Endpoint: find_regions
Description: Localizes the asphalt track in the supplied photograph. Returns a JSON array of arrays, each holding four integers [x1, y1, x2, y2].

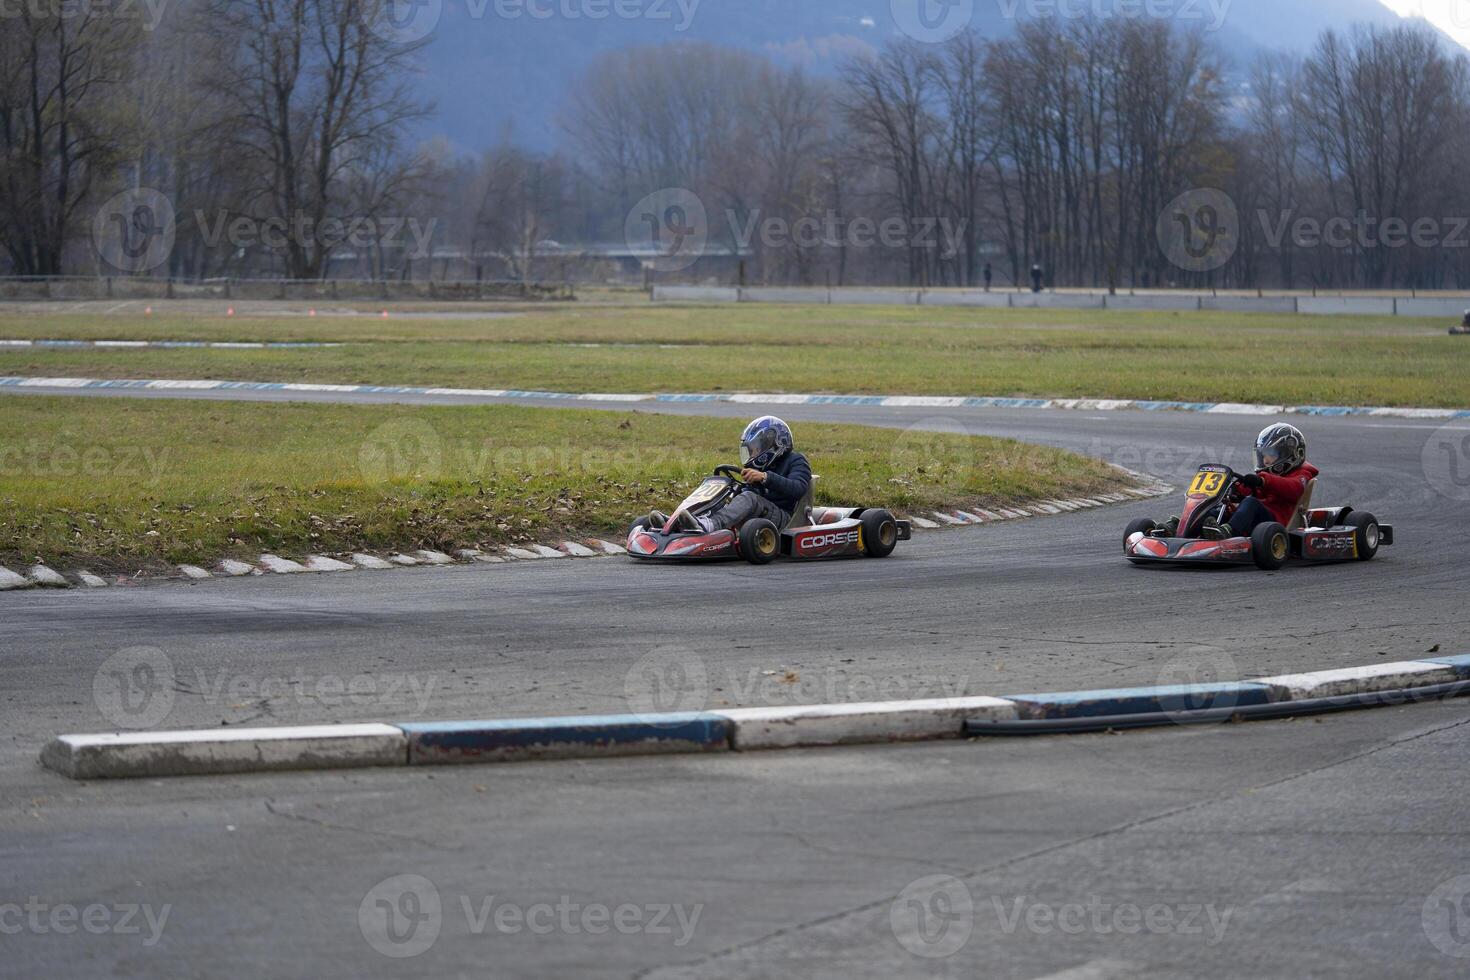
[[3, 385, 1469, 978]]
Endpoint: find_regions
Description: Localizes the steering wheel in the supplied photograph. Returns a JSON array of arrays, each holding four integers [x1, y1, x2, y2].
[[713, 465, 745, 479]]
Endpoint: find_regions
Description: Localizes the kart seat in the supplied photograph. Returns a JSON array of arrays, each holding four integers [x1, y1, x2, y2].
[[1288, 479, 1317, 530], [784, 477, 816, 530]]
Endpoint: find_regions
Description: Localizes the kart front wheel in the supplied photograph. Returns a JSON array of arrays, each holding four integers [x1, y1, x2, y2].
[[860, 509, 899, 558], [1124, 517, 1157, 551], [1348, 511, 1380, 561], [1251, 521, 1289, 570], [739, 519, 779, 565]]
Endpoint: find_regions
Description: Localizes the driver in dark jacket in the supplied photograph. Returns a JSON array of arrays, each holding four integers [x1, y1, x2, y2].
[[699, 417, 811, 532]]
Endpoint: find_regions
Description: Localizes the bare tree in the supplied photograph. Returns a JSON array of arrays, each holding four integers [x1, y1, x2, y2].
[[206, 0, 431, 279], [0, 5, 140, 275]]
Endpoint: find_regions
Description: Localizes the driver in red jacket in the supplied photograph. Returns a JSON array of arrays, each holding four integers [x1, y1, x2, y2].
[[1217, 423, 1318, 537]]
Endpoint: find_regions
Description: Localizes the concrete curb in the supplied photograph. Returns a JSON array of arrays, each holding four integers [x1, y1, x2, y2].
[[3, 375, 1468, 420], [40, 724, 407, 779], [39, 655, 1470, 779]]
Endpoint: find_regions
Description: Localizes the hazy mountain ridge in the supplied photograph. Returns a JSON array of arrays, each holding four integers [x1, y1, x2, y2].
[[410, 0, 1447, 152]]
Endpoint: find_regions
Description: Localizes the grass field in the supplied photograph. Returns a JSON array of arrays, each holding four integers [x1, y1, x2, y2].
[[0, 396, 1121, 571], [0, 304, 1465, 407]]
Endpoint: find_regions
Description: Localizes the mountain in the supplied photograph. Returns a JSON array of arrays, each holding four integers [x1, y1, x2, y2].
[[402, 0, 1446, 153]]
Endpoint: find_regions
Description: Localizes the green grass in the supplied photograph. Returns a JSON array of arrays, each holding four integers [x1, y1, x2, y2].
[[0, 396, 1121, 571], [0, 305, 1465, 407]]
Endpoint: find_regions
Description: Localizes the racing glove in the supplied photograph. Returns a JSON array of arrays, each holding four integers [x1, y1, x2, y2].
[[1238, 472, 1265, 489]]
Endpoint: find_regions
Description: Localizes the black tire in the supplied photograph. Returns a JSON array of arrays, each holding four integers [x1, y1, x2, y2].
[[860, 509, 900, 558], [1124, 517, 1157, 551], [738, 519, 779, 565], [629, 517, 650, 537], [1348, 511, 1381, 561], [1251, 521, 1289, 570]]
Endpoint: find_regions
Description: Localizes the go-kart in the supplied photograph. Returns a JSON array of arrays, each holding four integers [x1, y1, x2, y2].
[[1123, 463, 1392, 570], [627, 465, 912, 564]]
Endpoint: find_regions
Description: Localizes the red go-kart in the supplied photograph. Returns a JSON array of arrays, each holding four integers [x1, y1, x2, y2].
[[627, 465, 911, 564], [1124, 464, 1391, 569]]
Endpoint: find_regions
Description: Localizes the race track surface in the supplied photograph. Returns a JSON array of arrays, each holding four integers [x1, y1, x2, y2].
[[3, 388, 1468, 978]]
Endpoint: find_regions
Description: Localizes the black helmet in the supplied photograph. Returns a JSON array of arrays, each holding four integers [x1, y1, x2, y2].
[[1255, 423, 1305, 475], [740, 416, 793, 470]]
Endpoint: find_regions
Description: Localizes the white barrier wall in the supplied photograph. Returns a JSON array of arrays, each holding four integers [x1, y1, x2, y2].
[[1201, 296, 1298, 314], [1104, 294, 1202, 311], [829, 289, 920, 305], [651, 286, 739, 303], [1011, 292, 1106, 309], [920, 290, 1012, 307], [1297, 297, 1396, 316], [649, 284, 1468, 319], [739, 287, 830, 303], [1395, 297, 1470, 319]]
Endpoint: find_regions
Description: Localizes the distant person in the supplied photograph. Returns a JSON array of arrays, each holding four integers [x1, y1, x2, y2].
[[983, 262, 993, 292], [1454, 310, 1470, 335], [1030, 264, 1043, 293]]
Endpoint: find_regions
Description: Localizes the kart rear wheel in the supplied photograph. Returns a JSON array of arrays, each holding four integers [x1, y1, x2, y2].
[[738, 519, 779, 565], [1251, 521, 1289, 570], [1124, 517, 1157, 551], [860, 509, 899, 558], [1348, 511, 1380, 561]]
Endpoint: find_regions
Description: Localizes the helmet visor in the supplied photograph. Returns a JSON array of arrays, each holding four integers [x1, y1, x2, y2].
[[1255, 444, 1283, 472], [741, 429, 780, 469]]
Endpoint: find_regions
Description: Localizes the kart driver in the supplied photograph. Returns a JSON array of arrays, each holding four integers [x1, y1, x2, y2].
[[653, 417, 812, 533], [1217, 423, 1319, 538]]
